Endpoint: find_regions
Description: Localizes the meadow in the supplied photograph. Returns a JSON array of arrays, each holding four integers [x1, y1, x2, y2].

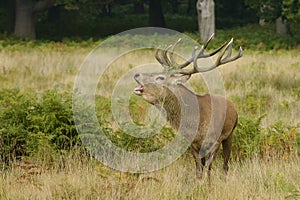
[[0, 27, 299, 199]]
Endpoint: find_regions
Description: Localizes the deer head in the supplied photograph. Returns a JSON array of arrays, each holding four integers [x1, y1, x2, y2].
[[133, 34, 243, 104]]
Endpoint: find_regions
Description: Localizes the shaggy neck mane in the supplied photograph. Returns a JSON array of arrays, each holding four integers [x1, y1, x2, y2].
[[159, 84, 196, 130]]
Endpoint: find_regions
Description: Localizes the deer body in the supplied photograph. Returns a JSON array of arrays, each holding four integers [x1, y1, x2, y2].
[[133, 34, 242, 179], [134, 73, 238, 178]]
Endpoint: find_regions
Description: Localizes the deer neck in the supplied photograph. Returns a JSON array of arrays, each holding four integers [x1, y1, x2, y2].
[[159, 84, 195, 130]]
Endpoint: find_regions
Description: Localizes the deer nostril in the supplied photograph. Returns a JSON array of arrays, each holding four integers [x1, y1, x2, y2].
[[134, 73, 140, 79]]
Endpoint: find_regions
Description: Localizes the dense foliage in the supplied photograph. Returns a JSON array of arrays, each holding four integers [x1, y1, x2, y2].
[[0, 24, 299, 51], [0, 89, 78, 164], [245, 0, 300, 23]]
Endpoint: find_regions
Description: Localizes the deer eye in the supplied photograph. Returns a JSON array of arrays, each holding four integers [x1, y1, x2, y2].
[[156, 75, 165, 81]]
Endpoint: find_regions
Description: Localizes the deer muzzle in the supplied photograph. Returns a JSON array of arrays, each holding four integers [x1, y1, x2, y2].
[[134, 73, 144, 95], [134, 85, 144, 95]]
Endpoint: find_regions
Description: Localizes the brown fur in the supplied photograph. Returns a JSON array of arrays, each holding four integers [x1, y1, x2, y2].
[[134, 73, 238, 179]]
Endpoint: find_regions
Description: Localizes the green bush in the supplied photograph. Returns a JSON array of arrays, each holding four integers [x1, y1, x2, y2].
[[232, 115, 299, 160], [93, 95, 176, 153], [0, 89, 78, 165], [232, 115, 264, 160], [261, 121, 300, 159]]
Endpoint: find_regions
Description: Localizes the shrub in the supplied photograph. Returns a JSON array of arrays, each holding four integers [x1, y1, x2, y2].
[[232, 115, 299, 160], [261, 121, 299, 159], [232, 115, 265, 160], [0, 89, 78, 165]]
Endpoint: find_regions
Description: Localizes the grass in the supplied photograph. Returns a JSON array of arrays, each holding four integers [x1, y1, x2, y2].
[[1, 155, 299, 199], [219, 50, 300, 127], [0, 30, 299, 199], [3, 49, 298, 127], [0, 46, 87, 92], [2, 45, 297, 126]]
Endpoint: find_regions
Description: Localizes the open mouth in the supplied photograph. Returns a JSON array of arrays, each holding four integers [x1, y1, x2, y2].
[[134, 85, 144, 95]]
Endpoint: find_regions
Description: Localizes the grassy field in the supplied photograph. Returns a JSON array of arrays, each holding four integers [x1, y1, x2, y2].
[[1, 46, 299, 127], [1, 155, 299, 199], [0, 34, 299, 199]]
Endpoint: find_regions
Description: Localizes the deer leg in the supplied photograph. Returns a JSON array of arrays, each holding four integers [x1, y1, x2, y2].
[[205, 142, 220, 179], [191, 148, 204, 179], [201, 157, 206, 168], [205, 142, 220, 167], [222, 135, 232, 174]]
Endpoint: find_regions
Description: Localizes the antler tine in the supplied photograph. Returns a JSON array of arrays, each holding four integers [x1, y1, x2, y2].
[[169, 38, 182, 67], [219, 39, 243, 64], [171, 46, 198, 75], [173, 34, 226, 74], [159, 36, 211, 70], [202, 42, 228, 57], [196, 34, 227, 59], [155, 44, 176, 70], [168, 38, 199, 69], [223, 38, 233, 60], [193, 38, 243, 73], [155, 47, 168, 66], [162, 44, 173, 67], [215, 38, 243, 65], [203, 33, 214, 49], [177, 46, 198, 69]]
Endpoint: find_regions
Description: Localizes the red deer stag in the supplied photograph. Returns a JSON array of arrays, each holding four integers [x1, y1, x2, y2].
[[133, 34, 242, 179]]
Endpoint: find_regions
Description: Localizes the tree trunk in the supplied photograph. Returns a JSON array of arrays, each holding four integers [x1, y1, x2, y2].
[[133, 0, 145, 14], [170, 0, 179, 13], [47, 5, 61, 24], [14, 0, 54, 39], [148, 0, 166, 27], [3, 0, 15, 33], [186, 0, 194, 15], [196, 0, 215, 42], [14, 0, 36, 38], [276, 16, 289, 35]]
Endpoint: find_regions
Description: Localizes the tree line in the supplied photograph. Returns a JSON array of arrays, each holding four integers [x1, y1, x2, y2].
[[0, 0, 299, 40]]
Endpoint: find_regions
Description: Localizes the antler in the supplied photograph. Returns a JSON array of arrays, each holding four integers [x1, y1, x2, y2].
[[155, 33, 243, 75]]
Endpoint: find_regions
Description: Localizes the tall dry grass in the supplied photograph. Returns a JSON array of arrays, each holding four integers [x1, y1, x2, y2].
[[220, 51, 300, 127], [0, 47, 87, 91], [1, 48, 298, 126], [1, 154, 299, 199]]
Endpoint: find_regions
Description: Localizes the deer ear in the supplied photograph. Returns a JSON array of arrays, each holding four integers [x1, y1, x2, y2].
[[173, 74, 191, 84]]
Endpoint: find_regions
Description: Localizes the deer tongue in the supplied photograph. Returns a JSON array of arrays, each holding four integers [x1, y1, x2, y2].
[[134, 85, 144, 94]]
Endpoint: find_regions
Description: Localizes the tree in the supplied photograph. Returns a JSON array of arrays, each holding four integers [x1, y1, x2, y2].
[[214, 0, 257, 28], [14, 0, 55, 38], [245, 0, 299, 35], [282, 0, 300, 23], [0, 0, 15, 33], [133, 0, 145, 14], [196, 0, 215, 42], [168, 0, 179, 13], [13, 0, 113, 39], [148, 0, 166, 27]]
